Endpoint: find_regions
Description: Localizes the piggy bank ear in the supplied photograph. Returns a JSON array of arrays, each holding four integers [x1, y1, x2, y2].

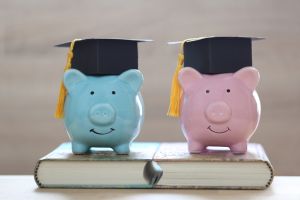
[[64, 69, 87, 92], [118, 69, 144, 94], [233, 67, 260, 91], [178, 67, 203, 93]]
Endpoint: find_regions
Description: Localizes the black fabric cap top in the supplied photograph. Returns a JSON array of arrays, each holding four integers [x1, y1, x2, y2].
[[180, 37, 262, 74], [56, 38, 151, 76]]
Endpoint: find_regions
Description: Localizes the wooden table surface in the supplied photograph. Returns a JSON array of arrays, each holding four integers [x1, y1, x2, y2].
[[0, 176, 299, 200]]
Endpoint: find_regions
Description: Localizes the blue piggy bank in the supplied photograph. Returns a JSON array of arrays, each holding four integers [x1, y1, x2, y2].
[[63, 69, 144, 154]]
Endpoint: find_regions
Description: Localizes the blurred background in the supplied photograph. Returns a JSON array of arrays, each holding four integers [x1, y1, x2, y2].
[[0, 0, 299, 175]]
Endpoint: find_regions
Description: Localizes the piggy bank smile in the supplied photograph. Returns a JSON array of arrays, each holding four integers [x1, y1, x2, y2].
[[207, 125, 230, 134], [90, 128, 115, 135]]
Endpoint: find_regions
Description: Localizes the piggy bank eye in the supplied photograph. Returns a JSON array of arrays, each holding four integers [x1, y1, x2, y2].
[[90, 91, 95, 95], [112, 91, 116, 95], [226, 89, 231, 93], [206, 89, 210, 94]]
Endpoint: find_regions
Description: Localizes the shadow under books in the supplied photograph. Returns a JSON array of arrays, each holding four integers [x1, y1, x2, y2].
[[33, 187, 269, 199]]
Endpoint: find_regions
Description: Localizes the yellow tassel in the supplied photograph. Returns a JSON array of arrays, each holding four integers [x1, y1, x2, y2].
[[167, 42, 185, 117], [54, 39, 80, 118]]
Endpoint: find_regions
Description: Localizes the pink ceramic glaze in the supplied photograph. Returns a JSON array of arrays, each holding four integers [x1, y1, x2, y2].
[[178, 67, 261, 154]]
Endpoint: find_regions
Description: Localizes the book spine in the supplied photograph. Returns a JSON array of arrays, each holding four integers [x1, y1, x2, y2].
[[33, 160, 42, 188], [256, 144, 274, 188], [263, 160, 274, 188]]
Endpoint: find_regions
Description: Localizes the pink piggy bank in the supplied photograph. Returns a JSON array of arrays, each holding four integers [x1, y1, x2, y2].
[[178, 67, 260, 154]]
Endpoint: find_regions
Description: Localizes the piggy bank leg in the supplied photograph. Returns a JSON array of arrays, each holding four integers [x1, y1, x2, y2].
[[187, 141, 207, 153], [72, 141, 90, 154], [113, 143, 130, 155], [230, 141, 247, 154]]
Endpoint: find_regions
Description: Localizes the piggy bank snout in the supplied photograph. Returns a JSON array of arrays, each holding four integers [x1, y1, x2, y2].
[[89, 104, 116, 125], [205, 101, 231, 123]]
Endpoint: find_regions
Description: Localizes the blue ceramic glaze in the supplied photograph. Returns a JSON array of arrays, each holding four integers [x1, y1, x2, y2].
[[63, 69, 144, 155]]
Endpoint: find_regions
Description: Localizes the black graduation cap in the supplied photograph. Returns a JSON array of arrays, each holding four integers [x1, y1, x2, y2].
[[56, 38, 152, 76], [167, 36, 264, 117], [169, 36, 263, 74]]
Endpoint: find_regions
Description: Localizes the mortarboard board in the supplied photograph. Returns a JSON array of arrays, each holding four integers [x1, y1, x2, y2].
[[54, 38, 152, 118], [55, 38, 152, 76], [167, 36, 263, 117]]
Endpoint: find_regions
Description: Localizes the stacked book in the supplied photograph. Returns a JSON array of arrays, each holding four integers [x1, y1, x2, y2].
[[34, 142, 273, 189]]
